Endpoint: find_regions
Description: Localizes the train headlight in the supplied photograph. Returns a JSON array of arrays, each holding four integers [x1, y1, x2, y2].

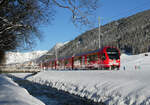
[[109, 60, 119, 65], [109, 62, 113, 65]]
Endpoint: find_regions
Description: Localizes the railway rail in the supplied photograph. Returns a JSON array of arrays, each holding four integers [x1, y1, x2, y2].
[[0, 66, 41, 73]]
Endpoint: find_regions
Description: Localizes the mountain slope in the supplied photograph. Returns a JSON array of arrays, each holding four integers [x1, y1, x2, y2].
[[39, 9, 150, 62], [59, 10, 150, 55]]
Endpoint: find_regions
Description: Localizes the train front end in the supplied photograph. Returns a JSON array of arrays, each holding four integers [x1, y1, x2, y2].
[[105, 47, 120, 70]]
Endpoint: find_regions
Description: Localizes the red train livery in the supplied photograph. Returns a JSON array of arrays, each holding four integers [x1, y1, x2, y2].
[[40, 46, 120, 70]]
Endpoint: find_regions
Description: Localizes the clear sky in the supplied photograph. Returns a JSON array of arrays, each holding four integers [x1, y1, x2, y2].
[[32, 0, 150, 51]]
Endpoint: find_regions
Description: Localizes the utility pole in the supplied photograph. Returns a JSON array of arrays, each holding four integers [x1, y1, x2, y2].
[[55, 46, 58, 69], [55, 46, 58, 61], [98, 17, 101, 49]]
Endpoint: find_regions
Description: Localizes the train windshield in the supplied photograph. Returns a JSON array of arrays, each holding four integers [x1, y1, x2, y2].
[[106, 48, 120, 59]]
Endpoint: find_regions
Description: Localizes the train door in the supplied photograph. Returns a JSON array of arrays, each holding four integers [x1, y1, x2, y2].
[[82, 56, 86, 69], [64, 59, 67, 69], [97, 52, 101, 69], [100, 53, 107, 69], [86, 53, 99, 69], [74, 56, 82, 69], [55, 60, 57, 70], [64, 58, 72, 70]]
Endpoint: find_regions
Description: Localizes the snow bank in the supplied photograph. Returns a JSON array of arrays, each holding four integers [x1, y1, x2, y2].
[[25, 70, 150, 105], [0, 75, 45, 105]]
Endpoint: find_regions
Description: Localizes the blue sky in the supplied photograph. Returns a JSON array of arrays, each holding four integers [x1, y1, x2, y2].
[[32, 0, 150, 51]]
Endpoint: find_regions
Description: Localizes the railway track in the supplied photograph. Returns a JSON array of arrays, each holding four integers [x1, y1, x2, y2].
[[0, 66, 41, 73]]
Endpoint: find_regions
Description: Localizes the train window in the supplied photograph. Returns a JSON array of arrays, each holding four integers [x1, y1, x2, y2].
[[78, 56, 82, 64], [106, 48, 119, 59], [74, 56, 82, 65], [74, 56, 82, 63], [57, 61, 60, 66], [87, 53, 98, 62], [82, 56, 85, 64], [64, 59, 69, 65], [58, 60, 63, 66], [52, 61, 54, 65], [91, 54, 98, 61], [102, 53, 106, 60]]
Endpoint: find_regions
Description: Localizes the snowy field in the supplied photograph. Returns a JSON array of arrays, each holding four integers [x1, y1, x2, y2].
[[1, 52, 150, 105]]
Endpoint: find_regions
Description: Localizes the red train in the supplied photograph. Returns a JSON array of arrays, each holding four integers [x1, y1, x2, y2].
[[40, 46, 120, 70]]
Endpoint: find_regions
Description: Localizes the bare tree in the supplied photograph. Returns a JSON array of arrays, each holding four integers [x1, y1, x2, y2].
[[0, 0, 54, 51], [51, 0, 98, 26], [0, 0, 99, 64]]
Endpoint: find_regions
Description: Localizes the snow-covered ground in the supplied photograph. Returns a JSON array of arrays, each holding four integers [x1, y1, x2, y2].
[[2, 52, 150, 105], [0, 74, 45, 105]]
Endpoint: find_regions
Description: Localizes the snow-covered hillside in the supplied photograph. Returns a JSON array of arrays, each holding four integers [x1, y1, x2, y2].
[[5, 51, 47, 64], [5, 42, 68, 65], [11, 52, 150, 105], [48, 42, 69, 53]]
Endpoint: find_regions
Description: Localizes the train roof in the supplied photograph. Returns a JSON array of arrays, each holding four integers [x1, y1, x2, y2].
[[75, 46, 119, 56], [75, 49, 100, 57], [49, 46, 119, 61]]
